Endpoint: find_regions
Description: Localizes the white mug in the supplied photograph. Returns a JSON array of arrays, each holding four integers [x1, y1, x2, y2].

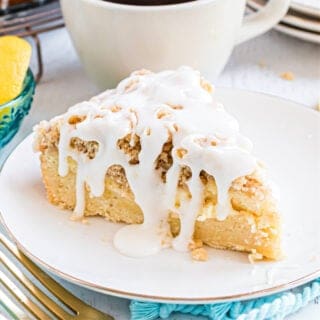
[[61, 0, 290, 89]]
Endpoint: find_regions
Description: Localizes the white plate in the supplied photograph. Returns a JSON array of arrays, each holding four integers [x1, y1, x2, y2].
[[247, 0, 320, 33], [247, 0, 320, 19], [247, 2, 320, 44], [291, 4, 320, 18], [291, 0, 320, 18], [1, 89, 320, 303], [274, 23, 320, 44]]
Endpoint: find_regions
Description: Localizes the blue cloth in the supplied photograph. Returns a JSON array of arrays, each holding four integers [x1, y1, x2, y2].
[[130, 278, 320, 320]]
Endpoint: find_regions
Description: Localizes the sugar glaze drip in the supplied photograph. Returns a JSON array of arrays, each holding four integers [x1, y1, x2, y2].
[[54, 67, 257, 257]]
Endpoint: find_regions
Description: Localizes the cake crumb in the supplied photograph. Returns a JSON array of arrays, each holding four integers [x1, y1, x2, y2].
[[111, 105, 122, 113], [248, 250, 263, 264], [68, 115, 86, 125], [161, 233, 172, 248], [316, 101, 320, 111], [200, 78, 213, 93], [280, 72, 295, 81], [176, 148, 188, 159], [144, 127, 151, 136], [188, 239, 203, 250], [132, 69, 151, 76], [168, 103, 184, 110], [191, 247, 208, 262], [125, 79, 139, 92], [156, 109, 172, 119], [173, 123, 179, 132]]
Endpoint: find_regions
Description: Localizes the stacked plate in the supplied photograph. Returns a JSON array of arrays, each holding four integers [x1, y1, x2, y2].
[[247, 0, 320, 44]]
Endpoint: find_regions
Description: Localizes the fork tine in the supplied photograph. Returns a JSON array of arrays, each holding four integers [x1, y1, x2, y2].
[[0, 314, 16, 320], [0, 288, 25, 320], [0, 270, 50, 320], [0, 233, 81, 311], [0, 233, 114, 320], [0, 250, 72, 320]]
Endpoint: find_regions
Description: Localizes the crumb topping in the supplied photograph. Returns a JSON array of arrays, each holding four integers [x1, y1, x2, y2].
[[191, 247, 208, 262], [117, 134, 141, 165], [70, 137, 99, 160]]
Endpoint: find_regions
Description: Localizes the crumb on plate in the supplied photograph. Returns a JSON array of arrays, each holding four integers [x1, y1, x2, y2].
[[248, 249, 264, 264], [280, 72, 295, 81], [191, 247, 208, 262], [189, 239, 203, 250]]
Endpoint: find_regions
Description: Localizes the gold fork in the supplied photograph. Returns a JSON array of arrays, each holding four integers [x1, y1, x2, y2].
[[0, 232, 114, 320]]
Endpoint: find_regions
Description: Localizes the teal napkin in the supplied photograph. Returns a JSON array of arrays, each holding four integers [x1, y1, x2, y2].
[[130, 278, 320, 320]]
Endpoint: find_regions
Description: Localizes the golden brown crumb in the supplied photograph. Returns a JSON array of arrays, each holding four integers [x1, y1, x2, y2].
[[167, 103, 184, 110], [280, 72, 295, 81], [191, 247, 208, 261], [111, 105, 122, 113], [176, 148, 188, 159], [157, 109, 172, 119], [173, 123, 179, 132], [70, 137, 99, 159], [200, 78, 213, 93], [68, 115, 86, 125], [144, 127, 151, 136], [125, 79, 139, 92], [195, 137, 209, 147], [133, 69, 151, 76], [155, 138, 173, 182], [248, 250, 263, 263], [188, 239, 203, 250], [316, 101, 320, 111], [178, 166, 192, 186], [231, 174, 265, 199], [117, 134, 141, 165], [34, 122, 61, 151]]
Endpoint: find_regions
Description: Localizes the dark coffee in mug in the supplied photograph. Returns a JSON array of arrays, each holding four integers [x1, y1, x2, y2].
[[103, 0, 194, 5]]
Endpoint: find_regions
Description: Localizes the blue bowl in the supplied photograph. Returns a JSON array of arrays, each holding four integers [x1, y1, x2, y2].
[[0, 69, 36, 149]]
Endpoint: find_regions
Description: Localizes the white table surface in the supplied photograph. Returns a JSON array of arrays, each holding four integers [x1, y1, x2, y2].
[[1, 27, 320, 319]]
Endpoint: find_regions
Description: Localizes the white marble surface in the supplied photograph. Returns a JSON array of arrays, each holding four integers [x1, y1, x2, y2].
[[0, 27, 320, 319]]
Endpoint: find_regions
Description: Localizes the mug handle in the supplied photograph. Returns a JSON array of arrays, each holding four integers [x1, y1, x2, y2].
[[236, 0, 291, 45]]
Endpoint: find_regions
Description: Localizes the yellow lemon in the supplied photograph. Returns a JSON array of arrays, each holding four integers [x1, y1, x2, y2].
[[0, 36, 32, 105]]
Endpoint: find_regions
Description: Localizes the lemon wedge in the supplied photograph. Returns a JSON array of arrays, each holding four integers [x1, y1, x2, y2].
[[0, 36, 32, 105]]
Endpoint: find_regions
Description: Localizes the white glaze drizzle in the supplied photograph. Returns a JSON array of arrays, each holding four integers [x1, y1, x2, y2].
[[48, 67, 257, 257]]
